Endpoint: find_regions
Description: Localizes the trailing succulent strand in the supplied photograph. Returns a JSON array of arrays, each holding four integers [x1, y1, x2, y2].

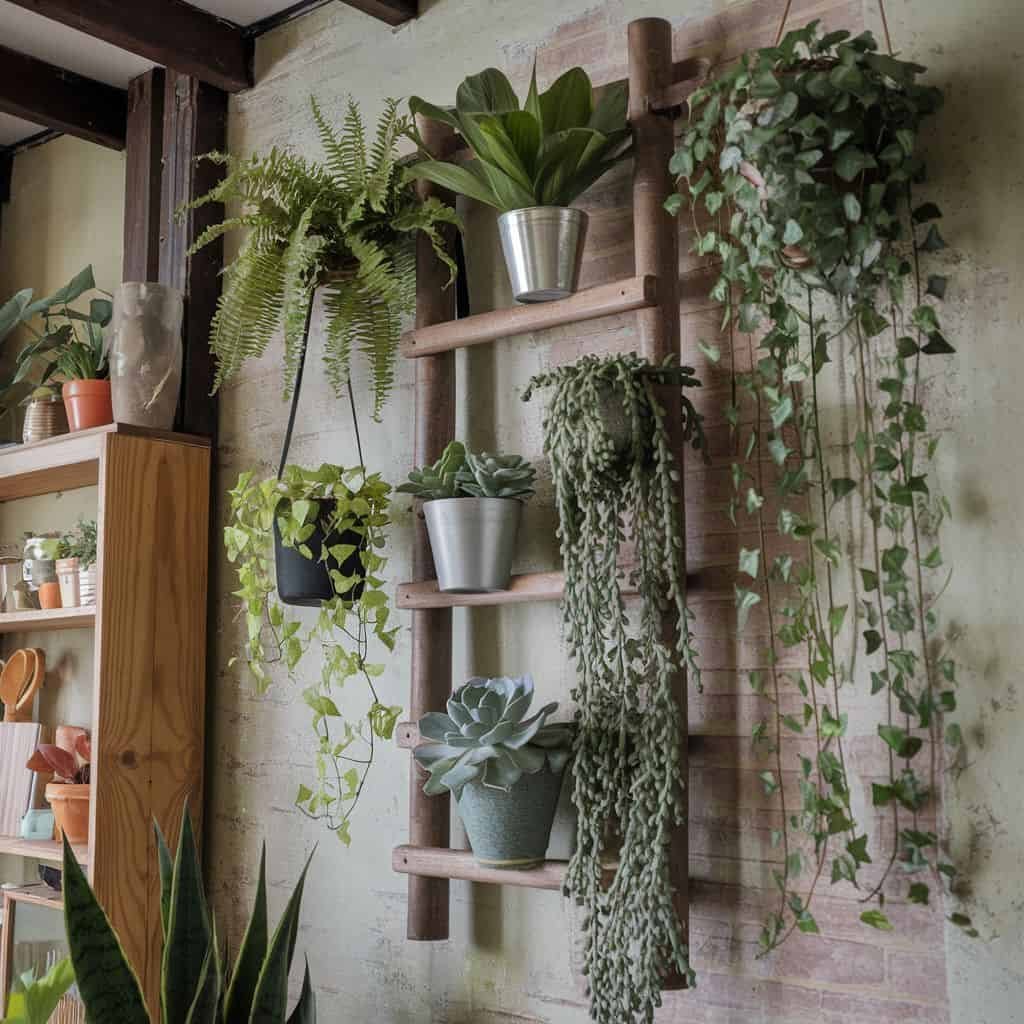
[[523, 352, 705, 1023], [185, 96, 459, 420], [668, 20, 970, 950], [415, 675, 573, 796]]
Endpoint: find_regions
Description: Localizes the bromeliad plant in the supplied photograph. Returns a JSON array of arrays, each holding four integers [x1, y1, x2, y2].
[[407, 64, 632, 211], [415, 675, 573, 796], [186, 97, 459, 419], [225, 463, 400, 844], [523, 352, 706, 1023], [668, 20, 970, 951], [61, 805, 316, 1023]]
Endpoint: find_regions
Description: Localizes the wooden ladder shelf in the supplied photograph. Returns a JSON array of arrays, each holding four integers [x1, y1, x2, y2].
[[399, 16, 696, 985]]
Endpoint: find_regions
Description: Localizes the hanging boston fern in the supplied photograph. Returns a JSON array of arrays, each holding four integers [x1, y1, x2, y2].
[[668, 20, 972, 950], [185, 97, 459, 419], [523, 353, 705, 1023]]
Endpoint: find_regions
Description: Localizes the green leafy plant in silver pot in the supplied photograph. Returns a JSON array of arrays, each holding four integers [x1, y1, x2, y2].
[[415, 675, 573, 869], [398, 440, 536, 593], [61, 804, 316, 1022], [408, 65, 632, 302]]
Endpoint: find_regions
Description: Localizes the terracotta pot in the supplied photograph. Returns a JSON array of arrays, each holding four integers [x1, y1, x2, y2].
[[62, 379, 113, 432], [46, 782, 90, 844], [38, 581, 62, 610]]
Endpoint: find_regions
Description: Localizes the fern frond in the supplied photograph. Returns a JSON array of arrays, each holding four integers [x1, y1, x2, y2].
[[280, 205, 328, 397], [391, 196, 461, 285], [322, 279, 359, 395], [365, 99, 407, 213]]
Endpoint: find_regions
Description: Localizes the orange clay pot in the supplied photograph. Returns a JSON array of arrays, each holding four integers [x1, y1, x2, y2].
[[63, 379, 113, 432], [46, 782, 90, 844], [38, 581, 62, 609]]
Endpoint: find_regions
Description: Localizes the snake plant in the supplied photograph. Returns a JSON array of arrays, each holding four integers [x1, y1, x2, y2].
[[61, 805, 316, 1023], [397, 441, 536, 501], [415, 675, 573, 796]]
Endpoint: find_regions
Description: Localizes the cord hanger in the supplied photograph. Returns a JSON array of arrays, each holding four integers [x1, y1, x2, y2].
[[774, 0, 894, 55]]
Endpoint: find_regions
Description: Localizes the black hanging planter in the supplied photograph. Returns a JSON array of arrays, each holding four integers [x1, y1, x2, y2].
[[273, 502, 367, 607]]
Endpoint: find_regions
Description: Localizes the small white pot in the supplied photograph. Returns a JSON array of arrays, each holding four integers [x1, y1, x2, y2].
[[56, 557, 80, 607], [78, 564, 97, 606]]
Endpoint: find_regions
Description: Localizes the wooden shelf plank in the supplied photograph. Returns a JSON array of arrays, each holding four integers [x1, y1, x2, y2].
[[393, 845, 567, 890], [400, 275, 657, 359], [0, 423, 209, 501], [3, 884, 63, 910], [0, 835, 87, 865], [0, 606, 96, 633]]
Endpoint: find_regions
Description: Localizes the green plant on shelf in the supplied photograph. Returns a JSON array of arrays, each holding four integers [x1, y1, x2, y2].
[[398, 440, 536, 501], [224, 462, 400, 844], [0, 960, 75, 1024], [58, 519, 98, 568], [667, 19, 970, 951], [407, 63, 632, 211], [523, 351, 706, 1022], [185, 96, 460, 420], [61, 804, 317, 1022]]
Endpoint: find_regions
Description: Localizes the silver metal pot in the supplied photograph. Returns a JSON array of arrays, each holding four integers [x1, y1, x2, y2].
[[423, 497, 522, 593], [497, 206, 588, 303]]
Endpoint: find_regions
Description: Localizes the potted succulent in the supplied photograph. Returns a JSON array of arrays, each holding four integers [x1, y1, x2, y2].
[[186, 97, 459, 420], [415, 675, 573, 869], [26, 733, 91, 844], [398, 441, 535, 592], [66, 518, 98, 606], [408, 64, 632, 302]]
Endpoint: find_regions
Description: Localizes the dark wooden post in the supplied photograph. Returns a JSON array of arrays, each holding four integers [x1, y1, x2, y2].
[[158, 69, 227, 440], [628, 16, 690, 988], [406, 115, 456, 941], [123, 68, 165, 283]]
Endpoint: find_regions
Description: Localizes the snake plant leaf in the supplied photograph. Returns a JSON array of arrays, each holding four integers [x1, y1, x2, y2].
[[184, 935, 222, 1024], [223, 844, 269, 1024], [23, 265, 96, 318], [540, 67, 593, 132], [285, 960, 316, 1024], [61, 835, 149, 1024], [456, 68, 519, 115], [0, 288, 32, 345], [162, 807, 213, 1024], [248, 851, 313, 1024], [154, 818, 174, 938]]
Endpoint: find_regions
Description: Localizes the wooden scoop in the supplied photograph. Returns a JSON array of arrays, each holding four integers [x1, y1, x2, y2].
[[0, 647, 45, 722]]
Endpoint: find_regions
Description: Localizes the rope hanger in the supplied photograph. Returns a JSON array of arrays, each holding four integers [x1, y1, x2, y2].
[[774, 0, 895, 54]]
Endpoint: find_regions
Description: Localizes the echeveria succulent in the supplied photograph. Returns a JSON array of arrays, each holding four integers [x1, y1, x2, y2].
[[457, 451, 536, 500], [415, 675, 572, 797], [396, 440, 467, 501]]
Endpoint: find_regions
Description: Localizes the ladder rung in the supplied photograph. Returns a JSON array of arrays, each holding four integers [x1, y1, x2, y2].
[[393, 845, 568, 890]]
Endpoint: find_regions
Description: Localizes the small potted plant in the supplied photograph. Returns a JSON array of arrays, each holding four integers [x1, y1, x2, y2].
[[408, 64, 632, 302], [26, 732, 91, 844], [67, 519, 98, 605], [398, 441, 535, 592], [415, 675, 573, 869]]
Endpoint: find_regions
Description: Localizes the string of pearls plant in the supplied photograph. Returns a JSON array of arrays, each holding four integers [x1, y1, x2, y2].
[[523, 352, 705, 1022]]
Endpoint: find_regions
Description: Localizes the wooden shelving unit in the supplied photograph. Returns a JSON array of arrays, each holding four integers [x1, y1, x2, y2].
[[397, 16, 697, 986], [0, 422, 210, 1017]]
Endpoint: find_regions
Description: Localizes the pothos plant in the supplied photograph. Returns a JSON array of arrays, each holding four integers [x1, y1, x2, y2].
[[668, 21, 972, 951], [225, 462, 401, 844], [523, 353, 705, 1024]]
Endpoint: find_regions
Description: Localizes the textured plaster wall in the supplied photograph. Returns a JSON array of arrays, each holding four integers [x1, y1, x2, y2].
[[209, 1, 1024, 1022]]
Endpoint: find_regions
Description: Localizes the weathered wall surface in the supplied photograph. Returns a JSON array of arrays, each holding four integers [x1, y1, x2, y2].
[[209, 1, 1023, 1022]]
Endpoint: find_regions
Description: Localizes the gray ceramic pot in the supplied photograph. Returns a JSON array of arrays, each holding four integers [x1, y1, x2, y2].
[[497, 206, 588, 302], [423, 497, 521, 593], [457, 768, 565, 869]]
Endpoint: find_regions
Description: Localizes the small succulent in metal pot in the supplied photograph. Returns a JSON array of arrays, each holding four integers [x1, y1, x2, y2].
[[456, 451, 536, 500], [396, 440, 467, 501], [415, 675, 573, 797]]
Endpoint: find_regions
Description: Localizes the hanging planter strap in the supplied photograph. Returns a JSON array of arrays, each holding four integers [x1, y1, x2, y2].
[[278, 291, 365, 480], [775, 0, 894, 53]]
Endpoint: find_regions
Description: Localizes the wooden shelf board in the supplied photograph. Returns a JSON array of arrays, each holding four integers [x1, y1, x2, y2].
[[0, 606, 96, 633], [393, 845, 567, 890], [400, 275, 657, 358], [0, 422, 210, 501], [3, 884, 63, 910], [0, 835, 87, 866]]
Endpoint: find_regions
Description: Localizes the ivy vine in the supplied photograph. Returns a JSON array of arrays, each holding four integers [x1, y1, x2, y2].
[[668, 21, 973, 951], [523, 353, 705, 1022]]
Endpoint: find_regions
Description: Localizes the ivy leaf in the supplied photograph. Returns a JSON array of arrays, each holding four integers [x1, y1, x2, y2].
[[830, 477, 856, 504], [946, 723, 963, 747], [663, 193, 684, 216], [814, 538, 841, 566], [896, 335, 919, 358], [922, 333, 956, 355], [922, 546, 942, 569], [746, 488, 765, 514], [872, 783, 893, 806], [847, 834, 872, 866], [782, 715, 804, 734], [759, 770, 779, 795], [698, 341, 721, 363], [926, 274, 948, 300], [829, 605, 848, 634], [912, 202, 942, 223], [770, 396, 794, 429], [920, 224, 947, 252], [878, 724, 923, 758], [768, 438, 791, 465], [783, 219, 804, 245], [842, 192, 861, 222], [735, 586, 762, 630], [909, 882, 930, 905], [796, 910, 819, 934], [860, 568, 878, 592], [860, 910, 893, 931], [834, 146, 875, 182], [739, 547, 761, 579], [864, 629, 882, 655]]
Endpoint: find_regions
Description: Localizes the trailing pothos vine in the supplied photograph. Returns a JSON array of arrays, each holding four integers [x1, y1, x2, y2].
[[225, 463, 401, 845], [523, 353, 705, 1023], [668, 21, 974, 951]]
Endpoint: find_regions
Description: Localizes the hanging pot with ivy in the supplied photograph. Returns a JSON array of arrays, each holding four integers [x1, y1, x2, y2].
[[667, 16, 972, 951], [523, 352, 705, 1023]]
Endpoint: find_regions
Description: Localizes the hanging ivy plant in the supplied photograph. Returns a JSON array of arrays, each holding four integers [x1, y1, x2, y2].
[[667, 20, 972, 950], [523, 352, 705, 1023], [224, 463, 401, 844]]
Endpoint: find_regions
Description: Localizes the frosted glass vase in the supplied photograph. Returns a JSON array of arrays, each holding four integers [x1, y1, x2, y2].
[[109, 282, 184, 430]]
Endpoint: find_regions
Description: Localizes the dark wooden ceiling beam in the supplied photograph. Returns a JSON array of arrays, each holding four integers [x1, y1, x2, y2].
[[339, 0, 418, 26], [0, 44, 127, 150], [4, 0, 252, 94]]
